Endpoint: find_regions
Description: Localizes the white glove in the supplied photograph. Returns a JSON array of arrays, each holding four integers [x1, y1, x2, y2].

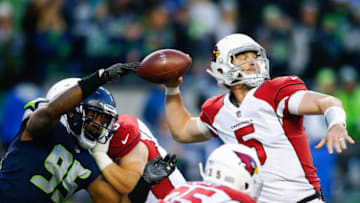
[[92, 141, 113, 170]]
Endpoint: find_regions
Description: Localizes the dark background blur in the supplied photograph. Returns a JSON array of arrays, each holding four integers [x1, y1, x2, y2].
[[0, 0, 359, 202]]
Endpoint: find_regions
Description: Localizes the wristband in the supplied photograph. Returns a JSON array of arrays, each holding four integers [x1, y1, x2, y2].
[[78, 70, 106, 99], [324, 106, 346, 129], [128, 176, 151, 203], [165, 87, 180, 95], [92, 152, 113, 171]]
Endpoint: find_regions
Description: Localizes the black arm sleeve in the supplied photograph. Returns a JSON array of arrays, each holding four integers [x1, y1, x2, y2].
[[128, 177, 152, 203], [78, 71, 105, 99]]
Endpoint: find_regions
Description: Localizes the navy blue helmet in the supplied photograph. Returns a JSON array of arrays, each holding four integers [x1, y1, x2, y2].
[[47, 78, 118, 149]]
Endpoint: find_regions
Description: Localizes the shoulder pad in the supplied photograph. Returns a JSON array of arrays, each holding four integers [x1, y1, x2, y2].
[[108, 114, 141, 159], [200, 94, 226, 125], [22, 98, 49, 121]]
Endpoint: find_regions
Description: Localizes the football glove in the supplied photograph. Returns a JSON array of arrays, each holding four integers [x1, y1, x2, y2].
[[99, 62, 140, 82], [142, 154, 177, 185]]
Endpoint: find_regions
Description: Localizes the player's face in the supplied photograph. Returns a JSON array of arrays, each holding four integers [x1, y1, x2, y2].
[[232, 52, 260, 75], [84, 110, 112, 141]]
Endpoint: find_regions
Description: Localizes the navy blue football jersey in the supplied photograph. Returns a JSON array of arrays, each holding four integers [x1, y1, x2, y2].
[[0, 98, 101, 202]]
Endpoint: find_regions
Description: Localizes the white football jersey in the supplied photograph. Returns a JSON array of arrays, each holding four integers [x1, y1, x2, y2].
[[200, 76, 321, 203], [158, 181, 256, 203]]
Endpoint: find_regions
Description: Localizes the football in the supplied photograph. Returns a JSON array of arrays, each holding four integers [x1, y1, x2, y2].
[[136, 49, 192, 83]]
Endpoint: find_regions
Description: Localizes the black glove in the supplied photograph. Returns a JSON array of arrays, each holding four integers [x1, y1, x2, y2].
[[99, 62, 140, 82], [142, 154, 176, 185]]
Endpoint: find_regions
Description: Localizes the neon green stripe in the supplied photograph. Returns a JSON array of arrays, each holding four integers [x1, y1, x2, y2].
[[24, 98, 49, 110]]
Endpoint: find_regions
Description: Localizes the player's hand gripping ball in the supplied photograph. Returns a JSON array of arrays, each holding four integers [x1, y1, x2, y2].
[[136, 49, 192, 83]]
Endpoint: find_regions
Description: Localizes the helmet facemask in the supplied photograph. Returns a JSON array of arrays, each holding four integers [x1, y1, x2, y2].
[[82, 104, 117, 144], [66, 103, 117, 150]]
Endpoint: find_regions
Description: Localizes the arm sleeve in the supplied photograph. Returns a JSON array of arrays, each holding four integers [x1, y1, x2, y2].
[[128, 177, 151, 203], [288, 90, 306, 115]]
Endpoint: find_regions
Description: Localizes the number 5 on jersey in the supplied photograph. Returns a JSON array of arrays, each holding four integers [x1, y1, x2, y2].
[[235, 124, 267, 165]]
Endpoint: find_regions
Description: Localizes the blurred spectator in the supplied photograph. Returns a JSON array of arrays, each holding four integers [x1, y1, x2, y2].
[[290, 0, 320, 78], [334, 65, 360, 201], [187, 0, 220, 60], [215, 0, 238, 41], [344, 1, 360, 68], [80, 0, 143, 74], [22, 0, 48, 84], [172, 4, 192, 53], [336, 65, 360, 141], [34, 0, 71, 82], [255, 4, 292, 77], [0, 83, 44, 150], [0, 1, 24, 90], [143, 4, 175, 55], [304, 67, 337, 202], [311, 0, 350, 74]]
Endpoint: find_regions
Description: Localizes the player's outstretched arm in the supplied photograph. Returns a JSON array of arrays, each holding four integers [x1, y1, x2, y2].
[[289, 90, 355, 154], [164, 77, 211, 143], [23, 62, 139, 140]]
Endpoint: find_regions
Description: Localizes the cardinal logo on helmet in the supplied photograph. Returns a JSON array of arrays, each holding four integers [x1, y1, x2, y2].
[[235, 151, 258, 175], [211, 46, 220, 62]]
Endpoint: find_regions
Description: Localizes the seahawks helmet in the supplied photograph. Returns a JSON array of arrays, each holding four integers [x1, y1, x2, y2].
[[46, 78, 118, 150], [207, 33, 270, 88], [199, 144, 262, 199]]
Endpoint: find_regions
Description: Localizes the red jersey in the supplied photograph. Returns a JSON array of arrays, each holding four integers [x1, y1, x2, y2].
[[157, 181, 256, 203], [108, 114, 186, 202]]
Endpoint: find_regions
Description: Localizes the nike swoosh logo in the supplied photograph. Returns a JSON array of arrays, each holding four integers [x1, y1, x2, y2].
[[121, 133, 130, 144], [290, 76, 298, 80]]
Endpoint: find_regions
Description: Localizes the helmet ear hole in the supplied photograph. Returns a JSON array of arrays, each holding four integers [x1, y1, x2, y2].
[[217, 69, 223, 74], [245, 182, 249, 190]]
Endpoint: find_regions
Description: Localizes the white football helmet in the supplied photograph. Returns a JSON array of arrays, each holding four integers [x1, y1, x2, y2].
[[46, 78, 117, 150], [199, 144, 262, 199], [207, 33, 270, 88]]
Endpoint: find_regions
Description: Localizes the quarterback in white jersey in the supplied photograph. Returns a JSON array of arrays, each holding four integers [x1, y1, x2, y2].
[[163, 33, 354, 203]]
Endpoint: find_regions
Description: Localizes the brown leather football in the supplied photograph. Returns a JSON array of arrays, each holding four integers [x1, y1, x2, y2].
[[136, 49, 192, 83]]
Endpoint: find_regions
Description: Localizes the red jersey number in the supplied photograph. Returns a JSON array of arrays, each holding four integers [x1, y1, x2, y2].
[[165, 186, 216, 203], [235, 124, 267, 165]]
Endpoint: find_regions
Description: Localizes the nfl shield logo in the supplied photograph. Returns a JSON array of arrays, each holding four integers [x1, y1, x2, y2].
[[236, 111, 241, 117]]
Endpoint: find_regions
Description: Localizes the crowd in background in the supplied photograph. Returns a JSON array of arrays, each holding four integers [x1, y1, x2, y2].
[[0, 0, 360, 202]]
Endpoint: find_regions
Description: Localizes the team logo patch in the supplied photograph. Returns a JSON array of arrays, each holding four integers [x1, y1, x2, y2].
[[234, 151, 258, 175], [211, 46, 220, 62]]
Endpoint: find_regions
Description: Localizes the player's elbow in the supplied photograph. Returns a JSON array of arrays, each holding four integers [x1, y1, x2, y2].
[[171, 132, 190, 143], [319, 95, 343, 112], [170, 129, 205, 143]]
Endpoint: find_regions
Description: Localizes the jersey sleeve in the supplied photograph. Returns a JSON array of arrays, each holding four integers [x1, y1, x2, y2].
[[108, 114, 141, 160], [199, 94, 226, 138], [254, 76, 307, 116]]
